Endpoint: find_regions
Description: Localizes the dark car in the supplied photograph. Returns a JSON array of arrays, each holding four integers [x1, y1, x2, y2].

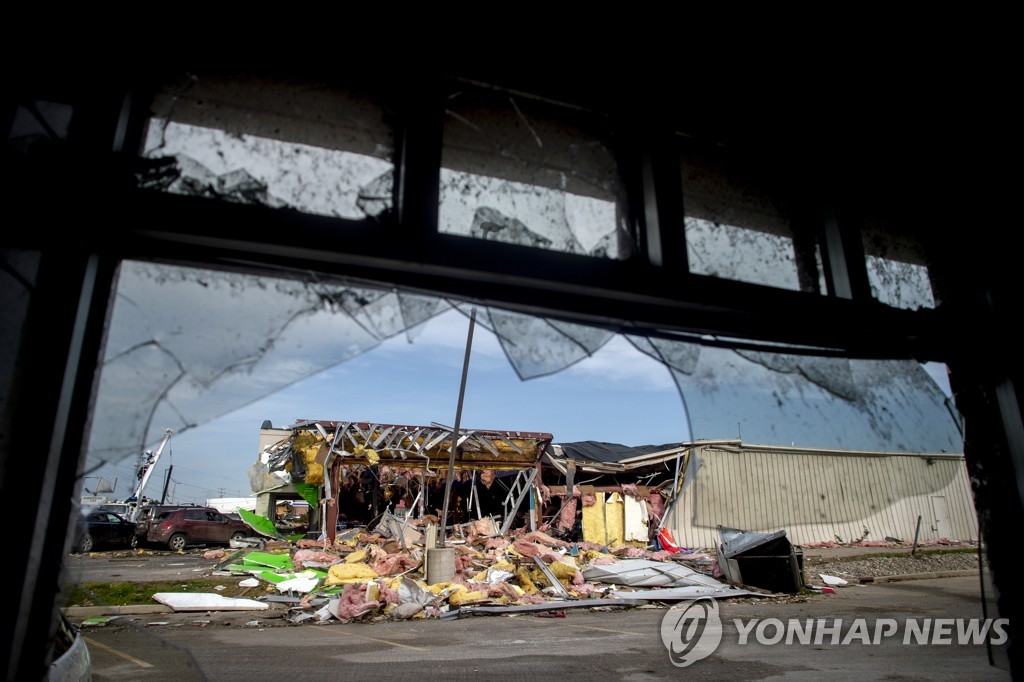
[[146, 507, 252, 550], [73, 511, 135, 553]]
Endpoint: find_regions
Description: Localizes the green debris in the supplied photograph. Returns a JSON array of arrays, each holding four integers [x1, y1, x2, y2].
[[241, 551, 294, 571], [257, 570, 288, 584], [238, 509, 286, 540], [294, 482, 319, 507]]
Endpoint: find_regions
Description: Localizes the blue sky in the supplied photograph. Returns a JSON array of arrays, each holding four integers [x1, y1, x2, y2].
[[85, 303, 956, 507], [87, 309, 690, 505]]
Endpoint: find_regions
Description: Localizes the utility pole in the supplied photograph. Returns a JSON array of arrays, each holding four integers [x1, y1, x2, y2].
[[160, 466, 173, 505]]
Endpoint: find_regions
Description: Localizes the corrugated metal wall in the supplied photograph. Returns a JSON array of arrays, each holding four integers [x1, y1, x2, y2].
[[668, 443, 979, 549]]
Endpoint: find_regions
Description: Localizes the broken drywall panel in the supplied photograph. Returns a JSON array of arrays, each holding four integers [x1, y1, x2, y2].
[[152, 593, 269, 611]]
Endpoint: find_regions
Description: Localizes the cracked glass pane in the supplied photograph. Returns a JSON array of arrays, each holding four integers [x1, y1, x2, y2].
[[85, 262, 448, 471], [866, 255, 936, 310], [440, 85, 633, 259], [137, 74, 394, 220], [681, 140, 821, 293], [861, 217, 936, 310], [649, 337, 961, 453], [86, 260, 960, 476], [477, 307, 615, 380]]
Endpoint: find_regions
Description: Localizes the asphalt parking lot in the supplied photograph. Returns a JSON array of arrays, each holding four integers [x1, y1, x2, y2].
[[66, 549, 1010, 681]]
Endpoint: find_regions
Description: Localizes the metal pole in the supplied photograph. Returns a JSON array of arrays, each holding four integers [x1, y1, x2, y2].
[[439, 308, 477, 545], [159, 465, 173, 505], [912, 515, 922, 556]]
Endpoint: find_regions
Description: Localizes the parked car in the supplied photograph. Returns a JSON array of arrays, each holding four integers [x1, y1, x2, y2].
[[146, 507, 252, 550], [72, 511, 135, 552], [132, 504, 195, 548]]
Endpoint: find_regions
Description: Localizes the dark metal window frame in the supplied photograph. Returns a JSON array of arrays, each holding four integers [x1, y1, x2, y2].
[[4, 69, 1019, 678]]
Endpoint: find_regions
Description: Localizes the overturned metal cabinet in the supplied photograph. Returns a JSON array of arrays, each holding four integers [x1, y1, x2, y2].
[[717, 526, 804, 593]]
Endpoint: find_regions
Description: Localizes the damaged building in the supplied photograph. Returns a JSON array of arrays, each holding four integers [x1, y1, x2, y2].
[[542, 439, 978, 551], [250, 420, 554, 543], [250, 423, 978, 553]]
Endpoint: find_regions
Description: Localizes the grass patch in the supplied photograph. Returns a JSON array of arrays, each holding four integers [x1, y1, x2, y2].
[[65, 578, 273, 607]]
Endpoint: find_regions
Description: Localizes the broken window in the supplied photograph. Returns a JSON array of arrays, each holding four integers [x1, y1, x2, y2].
[[85, 257, 961, 484], [629, 333, 961, 454], [136, 73, 395, 220], [861, 217, 936, 310], [680, 138, 822, 293], [439, 84, 633, 259]]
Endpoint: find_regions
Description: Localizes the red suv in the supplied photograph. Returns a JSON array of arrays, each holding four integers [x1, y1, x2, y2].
[[146, 507, 252, 550]]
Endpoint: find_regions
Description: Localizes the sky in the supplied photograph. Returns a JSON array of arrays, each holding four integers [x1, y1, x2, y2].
[[85, 309, 691, 506]]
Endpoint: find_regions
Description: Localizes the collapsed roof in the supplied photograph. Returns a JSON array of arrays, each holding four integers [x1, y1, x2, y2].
[[253, 420, 553, 492]]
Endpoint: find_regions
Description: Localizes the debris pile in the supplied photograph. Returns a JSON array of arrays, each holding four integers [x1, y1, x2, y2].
[[152, 524, 757, 623]]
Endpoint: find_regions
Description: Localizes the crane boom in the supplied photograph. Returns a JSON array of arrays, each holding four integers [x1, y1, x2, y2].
[[128, 429, 173, 521]]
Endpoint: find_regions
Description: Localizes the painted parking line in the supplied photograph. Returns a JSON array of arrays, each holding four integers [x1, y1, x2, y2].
[[321, 628, 428, 651], [83, 636, 155, 668], [561, 624, 644, 637]]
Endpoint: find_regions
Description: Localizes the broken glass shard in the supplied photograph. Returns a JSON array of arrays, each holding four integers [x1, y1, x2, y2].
[[440, 86, 632, 259], [680, 140, 819, 292], [140, 119, 392, 219], [137, 74, 395, 220], [866, 255, 936, 310], [686, 217, 802, 290]]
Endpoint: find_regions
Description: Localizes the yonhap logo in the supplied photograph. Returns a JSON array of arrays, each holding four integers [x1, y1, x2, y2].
[[660, 598, 723, 667]]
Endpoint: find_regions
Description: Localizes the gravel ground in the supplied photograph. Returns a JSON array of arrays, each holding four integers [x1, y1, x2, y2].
[[808, 550, 982, 583]]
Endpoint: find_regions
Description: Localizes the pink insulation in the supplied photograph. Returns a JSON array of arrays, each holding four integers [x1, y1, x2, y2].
[[557, 498, 578, 530], [372, 553, 420, 576], [538, 480, 552, 504], [377, 579, 401, 606], [646, 491, 665, 524], [512, 540, 545, 558], [522, 530, 570, 548], [292, 549, 341, 568], [483, 537, 510, 550], [331, 584, 380, 620]]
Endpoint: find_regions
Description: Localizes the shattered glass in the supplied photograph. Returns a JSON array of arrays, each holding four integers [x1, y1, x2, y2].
[[84, 262, 450, 471], [439, 86, 632, 259], [685, 217, 802, 290], [474, 307, 615, 380], [866, 255, 936, 310], [681, 141, 820, 293], [86, 258, 962, 477], [137, 74, 394, 220], [653, 339, 961, 454], [861, 219, 936, 310]]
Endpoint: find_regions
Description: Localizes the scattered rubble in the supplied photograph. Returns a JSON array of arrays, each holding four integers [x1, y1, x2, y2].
[[809, 551, 981, 583], [134, 523, 757, 623]]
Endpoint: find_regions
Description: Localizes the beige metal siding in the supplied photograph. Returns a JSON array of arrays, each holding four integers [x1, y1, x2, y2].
[[669, 444, 979, 549]]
